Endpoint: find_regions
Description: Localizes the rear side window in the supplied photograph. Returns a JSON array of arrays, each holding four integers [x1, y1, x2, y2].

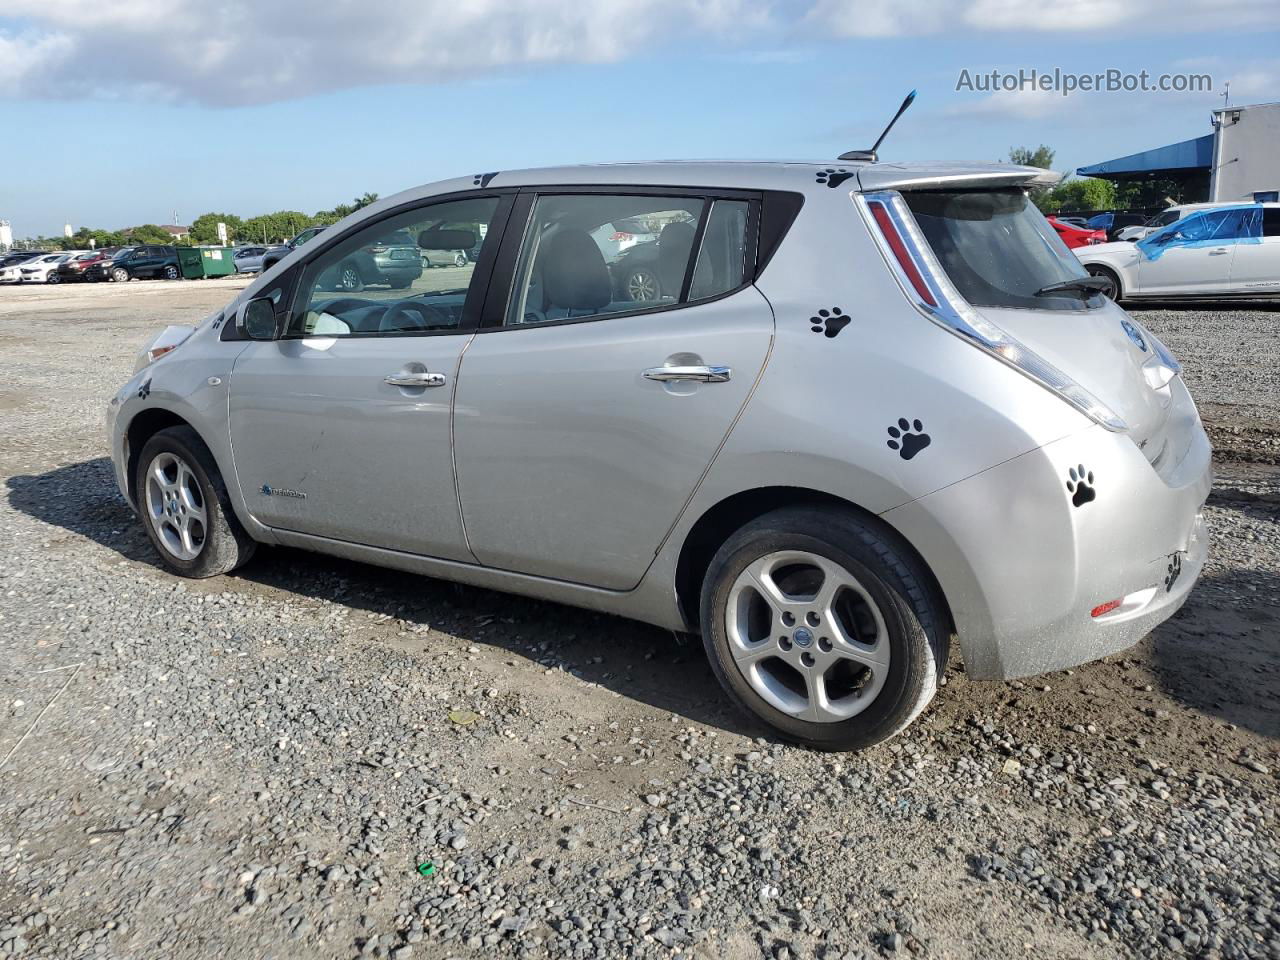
[[903, 189, 1094, 312], [1263, 208, 1280, 237], [505, 193, 754, 326]]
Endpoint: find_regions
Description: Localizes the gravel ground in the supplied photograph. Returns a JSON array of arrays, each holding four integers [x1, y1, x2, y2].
[[0, 281, 1276, 960]]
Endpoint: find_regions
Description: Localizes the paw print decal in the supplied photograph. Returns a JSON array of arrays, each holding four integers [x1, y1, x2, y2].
[[1164, 553, 1182, 592], [809, 306, 851, 339], [472, 172, 498, 188], [137, 379, 151, 400], [815, 168, 854, 189], [1066, 464, 1096, 507], [886, 418, 930, 460]]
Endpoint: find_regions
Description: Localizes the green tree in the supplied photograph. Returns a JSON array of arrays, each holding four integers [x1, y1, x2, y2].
[[1036, 176, 1116, 214], [68, 227, 128, 249], [241, 211, 311, 244], [125, 224, 176, 244], [189, 212, 243, 245], [1009, 145, 1055, 169]]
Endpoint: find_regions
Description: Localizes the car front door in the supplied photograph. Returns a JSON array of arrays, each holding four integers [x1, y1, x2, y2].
[[1135, 210, 1239, 295], [227, 193, 509, 560], [452, 191, 773, 590]]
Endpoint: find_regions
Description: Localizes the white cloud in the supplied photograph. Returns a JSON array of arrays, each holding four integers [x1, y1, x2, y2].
[[808, 0, 1279, 36], [0, 0, 769, 106], [946, 86, 1071, 120]]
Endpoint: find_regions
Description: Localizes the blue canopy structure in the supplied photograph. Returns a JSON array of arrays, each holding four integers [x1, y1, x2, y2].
[[1077, 135, 1213, 180]]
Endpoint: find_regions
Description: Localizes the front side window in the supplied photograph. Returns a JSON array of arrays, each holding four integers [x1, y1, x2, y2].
[[289, 196, 500, 338], [505, 193, 750, 326], [904, 189, 1095, 312]]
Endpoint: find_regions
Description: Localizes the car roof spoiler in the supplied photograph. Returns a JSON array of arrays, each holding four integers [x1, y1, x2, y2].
[[856, 163, 1063, 193]]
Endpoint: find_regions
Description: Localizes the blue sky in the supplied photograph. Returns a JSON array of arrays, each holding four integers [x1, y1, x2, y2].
[[1, 0, 1277, 238]]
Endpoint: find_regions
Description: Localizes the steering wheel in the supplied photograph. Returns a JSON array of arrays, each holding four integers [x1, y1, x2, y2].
[[380, 300, 451, 332]]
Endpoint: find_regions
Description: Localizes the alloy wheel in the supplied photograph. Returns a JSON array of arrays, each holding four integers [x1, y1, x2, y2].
[[112, 268, 128, 283], [341, 265, 361, 290], [144, 451, 208, 561], [626, 269, 658, 301], [724, 550, 889, 723]]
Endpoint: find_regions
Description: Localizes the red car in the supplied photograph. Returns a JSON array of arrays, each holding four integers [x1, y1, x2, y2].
[[54, 248, 129, 282], [1046, 216, 1106, 249]]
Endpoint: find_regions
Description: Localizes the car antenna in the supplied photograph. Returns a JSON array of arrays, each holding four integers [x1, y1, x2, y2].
[[839, 90, 916, 163]]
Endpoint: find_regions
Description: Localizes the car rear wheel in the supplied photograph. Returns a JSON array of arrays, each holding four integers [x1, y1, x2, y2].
[[112, 267, 129, 283], [338, 262, 364, 292], [46, 272, 60, 284], [163, 265, 179, 280], [136, 426, 256, 578], [1085, 264, 1121, 300], [700, 507, 948, 751], [624, 267, 659, 302], [453, 252, 467, 267]]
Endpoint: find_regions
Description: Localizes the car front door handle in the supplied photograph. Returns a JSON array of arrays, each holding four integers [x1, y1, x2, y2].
[[642, 364, 731, 383], [1208, 248, 1230, 255], [384, 371, 447, 388]]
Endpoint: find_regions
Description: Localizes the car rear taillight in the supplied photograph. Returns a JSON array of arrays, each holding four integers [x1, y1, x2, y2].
[[855, 191, 1127, 432], [609, 232, 634, 242], [866, 200, 936, 307]]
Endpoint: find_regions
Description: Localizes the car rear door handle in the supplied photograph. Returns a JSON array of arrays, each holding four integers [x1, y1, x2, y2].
[[385, 371, 447, 388], [1209, 248, 1230, 255], [643, 365, 731, 383]]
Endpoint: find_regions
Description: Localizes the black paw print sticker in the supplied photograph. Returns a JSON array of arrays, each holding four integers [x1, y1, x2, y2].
[[1164, 553, 1182, 592], [809, 306, 851, 338], [137, 379, 151, 400], [815, 168, 854, 189], [886, 418, 930, 460], [1066, 464, 1096, 507], [472, 172, 498, 187]]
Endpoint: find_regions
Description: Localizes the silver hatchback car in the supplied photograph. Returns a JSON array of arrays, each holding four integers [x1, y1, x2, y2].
[[107, 161, 1211, 750]]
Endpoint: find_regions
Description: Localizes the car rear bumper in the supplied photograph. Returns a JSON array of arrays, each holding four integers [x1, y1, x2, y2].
[[884, 396, 1212, 680]]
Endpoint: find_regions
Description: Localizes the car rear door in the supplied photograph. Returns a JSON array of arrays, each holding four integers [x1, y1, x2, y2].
[[1227, 207, 1280, 295], [227, 192, 511, 560], [452, 189, 773, 590]]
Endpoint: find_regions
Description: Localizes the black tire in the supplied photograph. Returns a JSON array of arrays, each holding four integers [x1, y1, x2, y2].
[[453, 252, 467, 267], [163, 265, 179, 281], [112, 267, 130, 283], [47, 272, 61, 285], [1085, 264, 1121, 301], [699, 506, 949, 751], [135, 426, 256, 578]]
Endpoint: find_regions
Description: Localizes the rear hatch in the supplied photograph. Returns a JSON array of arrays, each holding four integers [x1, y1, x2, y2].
[[857, 175, 1183, 467]]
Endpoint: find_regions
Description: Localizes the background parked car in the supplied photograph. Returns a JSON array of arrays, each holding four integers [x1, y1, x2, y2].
[[1114, 201, 1257, 242], [1086, 211, 1149, 241], [318, 229, 423, 291], [1077, 202, 1280, 300], [1046, 216, 1107, 249], [259, 225, 327, 272], [86, 246, 179, 282], [232, 246, 273, 274], [0, 251, 52, 282], [19, 253, 76, 283], [420, 245, 468, 268], [1052, 215, 1090, 228], [55, 249, 115, 282]]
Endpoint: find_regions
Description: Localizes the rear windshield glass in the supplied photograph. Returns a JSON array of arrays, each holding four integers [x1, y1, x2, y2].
[[904, 189, 1098, 312]]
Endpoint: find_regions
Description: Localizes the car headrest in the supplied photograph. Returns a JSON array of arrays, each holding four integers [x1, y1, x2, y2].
[[418, 228, 476, 250], [541, 229, 611, 310]]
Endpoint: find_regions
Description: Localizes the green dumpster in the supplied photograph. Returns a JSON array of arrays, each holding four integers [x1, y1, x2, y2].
[[177, 246, 237, 279]]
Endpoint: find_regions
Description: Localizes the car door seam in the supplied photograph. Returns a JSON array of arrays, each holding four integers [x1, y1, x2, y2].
[[647, 284, 777, 566], [451, 332, 481, 563]]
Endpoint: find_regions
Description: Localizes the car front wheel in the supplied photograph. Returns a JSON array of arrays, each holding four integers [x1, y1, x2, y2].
[[624, 267, 659, 302], [700, 507, 948, 751], [112, 267, 129, 283], [136, 426, 256, 578], [1085, 264, 1121, 300]]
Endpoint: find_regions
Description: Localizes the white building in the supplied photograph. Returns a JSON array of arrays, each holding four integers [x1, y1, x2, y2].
[[0, 221, 12, 251], [1210, 101, 1280, 201]]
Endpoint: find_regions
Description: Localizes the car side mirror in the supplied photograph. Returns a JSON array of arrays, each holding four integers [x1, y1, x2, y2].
[[239, 297, 279, 340]]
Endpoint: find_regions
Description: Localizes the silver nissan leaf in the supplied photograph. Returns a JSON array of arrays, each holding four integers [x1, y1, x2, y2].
[[107, 160, 1211, 750]]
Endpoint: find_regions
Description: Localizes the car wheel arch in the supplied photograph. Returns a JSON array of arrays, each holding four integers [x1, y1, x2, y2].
[[124, 409, 227, 510], [673, 485, 955, 643]]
